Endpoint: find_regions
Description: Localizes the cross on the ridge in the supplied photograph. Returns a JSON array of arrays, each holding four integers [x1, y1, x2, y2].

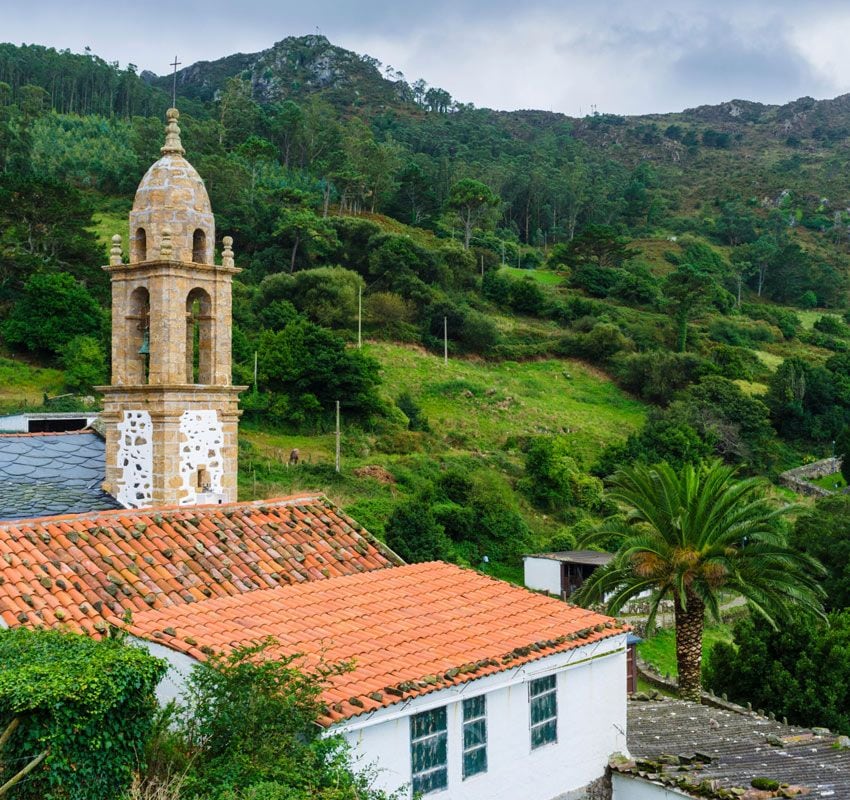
[[170, 55, 181, 108]]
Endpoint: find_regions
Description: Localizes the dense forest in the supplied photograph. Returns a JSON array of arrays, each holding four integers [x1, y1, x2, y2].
[[4, 32, 850, 790]]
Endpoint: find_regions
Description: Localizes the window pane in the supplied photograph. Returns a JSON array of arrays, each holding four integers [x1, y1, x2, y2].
[[412, 735, 448, 773], [529, 675, 556, 697], [463, 718, 486, 749], [411, 707, 447, 740], [413, 768, 448, 795], [531, 719, 558, 749], [530, 692, 556, 725], [463, 746, 488, 778], [463, 695, 485, 720]]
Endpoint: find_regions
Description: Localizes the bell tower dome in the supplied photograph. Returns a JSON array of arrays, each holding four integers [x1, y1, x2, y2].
[[98, 109, 245, 509], [129, 108, 215, 266]]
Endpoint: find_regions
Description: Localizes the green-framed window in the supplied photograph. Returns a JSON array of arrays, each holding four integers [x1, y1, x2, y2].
[[410, 706, 448, 795], [529, 674, 557, 749], [462, 695, 487, 779]]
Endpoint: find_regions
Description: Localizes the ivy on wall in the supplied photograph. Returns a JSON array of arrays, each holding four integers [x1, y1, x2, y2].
[[0, 628, 165, 800]]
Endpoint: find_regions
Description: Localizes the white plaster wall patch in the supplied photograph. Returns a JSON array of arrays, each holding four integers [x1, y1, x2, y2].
[[116, 410, 153, 508], [178, 410, 224, 505]]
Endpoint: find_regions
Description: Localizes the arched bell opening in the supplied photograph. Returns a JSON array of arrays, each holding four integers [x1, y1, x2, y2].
[[132, 227, 147, 263], [192, 228, 208, 264], [127, 286, 151, 384], [185, 288, 213, 384]]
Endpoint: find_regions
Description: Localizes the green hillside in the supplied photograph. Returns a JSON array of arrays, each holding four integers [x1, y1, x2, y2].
[[3, 35, 850, 578]]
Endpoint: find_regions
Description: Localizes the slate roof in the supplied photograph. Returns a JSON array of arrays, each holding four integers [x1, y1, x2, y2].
[[0, 431, 121, 520], [617, 698, 850, 798], [126, 561, 629, 726], [525, 550, 613, 566], [0, 494, 402, 633]]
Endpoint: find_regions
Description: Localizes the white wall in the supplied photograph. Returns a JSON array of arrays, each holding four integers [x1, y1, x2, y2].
[[136, 630, 628, 800], [132, 636, 197, 706], [338, 635, 628, 800], [523, 557, 561, 596], [612, 774, 692, 799]]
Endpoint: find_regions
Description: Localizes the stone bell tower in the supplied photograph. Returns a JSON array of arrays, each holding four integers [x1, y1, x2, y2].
[[99, 108, 245, 509]]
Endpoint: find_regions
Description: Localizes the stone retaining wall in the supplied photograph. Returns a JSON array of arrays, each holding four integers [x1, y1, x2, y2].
[[779, 457, 843, 497]]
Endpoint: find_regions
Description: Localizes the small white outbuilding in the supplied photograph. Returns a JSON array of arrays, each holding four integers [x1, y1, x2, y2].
[[523, 550, 614, 599]]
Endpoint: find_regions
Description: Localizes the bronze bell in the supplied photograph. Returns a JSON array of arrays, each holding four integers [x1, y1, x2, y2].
[[138, 330, 150, 356]]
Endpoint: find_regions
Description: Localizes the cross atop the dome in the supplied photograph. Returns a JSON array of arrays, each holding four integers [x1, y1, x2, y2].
[[170, 55, 181, 108]]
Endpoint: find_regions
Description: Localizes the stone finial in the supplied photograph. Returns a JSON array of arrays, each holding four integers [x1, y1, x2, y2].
[[222, 236, 235, 268], [159, 228, 173, 260], [109, 234, 123, 266], [161, 107, 185, 156]]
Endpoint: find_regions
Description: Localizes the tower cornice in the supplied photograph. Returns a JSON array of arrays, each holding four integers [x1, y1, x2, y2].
[[102, 259, 241, 276]]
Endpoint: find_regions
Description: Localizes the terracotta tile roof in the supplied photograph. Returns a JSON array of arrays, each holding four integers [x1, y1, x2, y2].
[[126, 562, 628, 726], [0, 495, 402, 633]]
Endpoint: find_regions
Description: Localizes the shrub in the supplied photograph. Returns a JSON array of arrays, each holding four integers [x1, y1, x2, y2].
[[705, 611, 850, 736], [814, 314, 849, 338], [610, 267, 661, 306], [2, 272, 104, 355], [741, 304, 800, 340], [800, 289, 818, 308], [0, 628, 165, 800], [570, 263, 620, 297], [255, 321, 383, 429], [707, 344, 762, 381], [613, 351, 709, 405], [520, 436, 604, 513], [708, 317, 777, 347], [60, 334, 107, 393], [172, 642, 392, 800], [558, 323, 633, 364], [509, 277, 546, 315], [384, 496, 451, 562], [396, 391, 430, 432]]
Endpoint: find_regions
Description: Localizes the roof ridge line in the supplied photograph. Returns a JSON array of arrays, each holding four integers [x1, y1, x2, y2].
[[0, 492, 328, 528]]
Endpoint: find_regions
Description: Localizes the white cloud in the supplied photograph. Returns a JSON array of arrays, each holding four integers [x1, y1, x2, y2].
[[3, 0, 850, 113]]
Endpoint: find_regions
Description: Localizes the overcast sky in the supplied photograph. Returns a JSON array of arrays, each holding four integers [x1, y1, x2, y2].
[[3, 0, 850, 115]]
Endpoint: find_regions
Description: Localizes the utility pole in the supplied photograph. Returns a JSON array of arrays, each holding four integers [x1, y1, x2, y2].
[[443, 316, 448, 367], [253, 351, 258, 394], [480, 254, 484, 278], [501, 241, 505, 265], [335, 400, 341, 473], [358, 285, 362, 348]]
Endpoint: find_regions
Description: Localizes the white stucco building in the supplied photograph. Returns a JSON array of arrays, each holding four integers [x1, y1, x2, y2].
[[127, 561, 630, 800], [524, 551, 614, 599]]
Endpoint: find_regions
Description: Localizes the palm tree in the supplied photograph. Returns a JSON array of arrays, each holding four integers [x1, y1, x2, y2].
[[575, 460, 825, 701]]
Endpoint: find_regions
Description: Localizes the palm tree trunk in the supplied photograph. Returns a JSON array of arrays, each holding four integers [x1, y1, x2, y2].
[[674, 590, 705, 701]]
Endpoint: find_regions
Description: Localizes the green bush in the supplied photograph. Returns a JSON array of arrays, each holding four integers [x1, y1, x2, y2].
[[520, 436, 604, 513], [707, 344, 762, 381], [558, 323, 633, 364], [385, 495, 451, 562], [60, 334, 107, 393], [800, 289, 818, 308], [0, 628, 165, 800], [172, 642, 393, 800], [613, 351, 709, 405], [705, 611, 850, 736], [814, 314, 850, 338], [396, 391, 430, 432], [2, 272, 104, 355], [708, 317, 777, 347], [741, 304, 800, 340]]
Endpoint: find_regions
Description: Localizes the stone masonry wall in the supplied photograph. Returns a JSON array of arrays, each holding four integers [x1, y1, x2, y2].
[[779, 457, 844, 497]]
